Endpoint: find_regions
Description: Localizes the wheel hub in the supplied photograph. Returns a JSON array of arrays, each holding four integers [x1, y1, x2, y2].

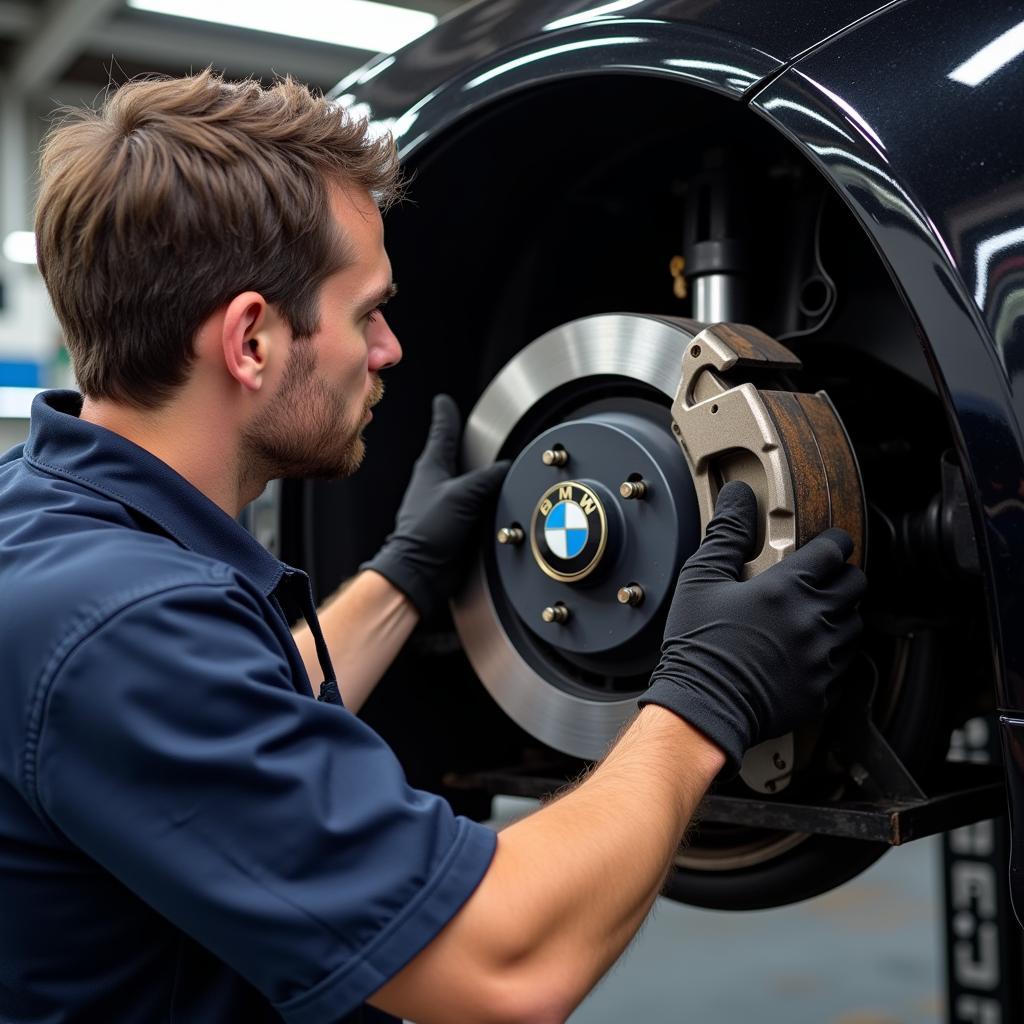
[[495, 413, 699, 660]]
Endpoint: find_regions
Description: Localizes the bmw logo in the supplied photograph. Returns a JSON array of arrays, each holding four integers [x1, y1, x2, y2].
[[531, 481, 608, 582]]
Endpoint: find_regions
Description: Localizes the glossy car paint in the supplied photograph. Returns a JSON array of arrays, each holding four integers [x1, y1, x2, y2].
[[752, 0, 1024, 708], [337, 0, 1024, 915], [333, 0, 904, 146], [748, 0, 1024, 920]]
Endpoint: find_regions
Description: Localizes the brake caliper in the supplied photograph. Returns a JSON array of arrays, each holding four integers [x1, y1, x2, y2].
[[670, 321, 865, 791]]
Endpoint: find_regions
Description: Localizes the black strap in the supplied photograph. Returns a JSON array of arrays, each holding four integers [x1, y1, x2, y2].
[[317, 679, 343, 706], [279, 569, 340, 704]]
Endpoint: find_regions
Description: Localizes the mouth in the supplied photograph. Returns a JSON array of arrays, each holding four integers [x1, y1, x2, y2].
[[364, 376, 385, 421]]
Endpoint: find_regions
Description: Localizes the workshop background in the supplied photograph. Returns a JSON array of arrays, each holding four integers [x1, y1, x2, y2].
[[0, 2, 969, 1022]]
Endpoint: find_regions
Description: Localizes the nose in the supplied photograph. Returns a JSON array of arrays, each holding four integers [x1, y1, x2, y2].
[[368, 312, 402, 371]]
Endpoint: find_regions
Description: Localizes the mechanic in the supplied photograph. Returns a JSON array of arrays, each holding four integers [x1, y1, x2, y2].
[[0, 71, 866, 1024]]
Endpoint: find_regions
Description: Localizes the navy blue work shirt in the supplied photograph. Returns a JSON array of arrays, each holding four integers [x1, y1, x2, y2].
[[0, 391, 496, 1023]]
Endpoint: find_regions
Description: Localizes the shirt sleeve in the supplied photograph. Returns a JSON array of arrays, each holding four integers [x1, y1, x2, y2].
[[30, 576, 496, 1023]]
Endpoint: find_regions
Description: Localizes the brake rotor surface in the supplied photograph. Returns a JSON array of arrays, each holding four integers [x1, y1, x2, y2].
[[453, 314, 696, 759]]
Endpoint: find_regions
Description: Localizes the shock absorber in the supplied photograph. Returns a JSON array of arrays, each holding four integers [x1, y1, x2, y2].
[[682, 150, 750, 323]]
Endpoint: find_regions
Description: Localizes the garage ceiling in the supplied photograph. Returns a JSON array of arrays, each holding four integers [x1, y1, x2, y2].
[[0, 0, 470, 260], [0, 0, 467, 97]]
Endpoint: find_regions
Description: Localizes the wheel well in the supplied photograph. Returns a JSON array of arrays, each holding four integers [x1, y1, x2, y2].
[[285, 73, 997, 904]]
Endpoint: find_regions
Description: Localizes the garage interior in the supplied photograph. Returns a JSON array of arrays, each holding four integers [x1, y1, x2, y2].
[[0, 3, 1018, 1023]]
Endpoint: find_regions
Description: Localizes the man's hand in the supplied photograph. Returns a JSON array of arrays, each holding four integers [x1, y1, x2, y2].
[[368, 480, 865, 1023], [641, 479, 867, 772], [361, 394, 509, 618]]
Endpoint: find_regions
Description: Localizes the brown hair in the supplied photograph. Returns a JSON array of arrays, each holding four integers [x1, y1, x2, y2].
[[35, 70, 401, 408]]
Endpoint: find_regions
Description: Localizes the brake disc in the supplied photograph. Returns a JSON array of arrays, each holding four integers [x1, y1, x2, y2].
[[452, 313, 865, 792]]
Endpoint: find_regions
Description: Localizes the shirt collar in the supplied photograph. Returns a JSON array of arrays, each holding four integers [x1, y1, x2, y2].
[[24, 390, 286, 596]]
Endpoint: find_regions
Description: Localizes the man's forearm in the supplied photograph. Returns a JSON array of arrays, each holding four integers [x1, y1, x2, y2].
[[292, 570, 418, 712], [488, 705, 723, 987], [370, 705, 725, 1023]]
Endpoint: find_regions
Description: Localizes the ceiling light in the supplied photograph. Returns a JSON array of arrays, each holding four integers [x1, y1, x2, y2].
[[544, 1, 647, 33], [3, 231, 36, 266], [949, 19, 1024, 86], [128, 0, 437, 55]]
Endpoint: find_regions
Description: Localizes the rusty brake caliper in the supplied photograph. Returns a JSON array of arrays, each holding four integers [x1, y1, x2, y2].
[[670, 321, 866, 792]]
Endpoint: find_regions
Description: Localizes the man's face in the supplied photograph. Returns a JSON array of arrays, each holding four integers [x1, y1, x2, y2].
[[243, 185, 402, 481]]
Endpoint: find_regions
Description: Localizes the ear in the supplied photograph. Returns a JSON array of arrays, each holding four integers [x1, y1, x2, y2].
[[221, 291, 273, 392]]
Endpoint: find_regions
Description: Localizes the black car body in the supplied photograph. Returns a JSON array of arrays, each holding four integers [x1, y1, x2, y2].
[[285, 0, 1024, 915]]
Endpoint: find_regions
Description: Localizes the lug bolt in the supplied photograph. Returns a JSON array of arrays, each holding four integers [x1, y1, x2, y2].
[[542, 448, 569, 467], [617, 584, 645, 607], [542, 603, 570, 624], [619, 479, 648, 499], [496, 526, 524, 545]]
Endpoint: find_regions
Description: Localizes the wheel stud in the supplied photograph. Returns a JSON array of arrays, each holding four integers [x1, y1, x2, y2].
[[542, 447, 569, 467], [619, 479, 648, 499], [617, 584, 645, 607], [496, 526, 524, 545], [542, 603, 570, 624]]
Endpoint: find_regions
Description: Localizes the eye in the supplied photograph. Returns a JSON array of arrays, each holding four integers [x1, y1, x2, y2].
[[363, 284, 397, 324]]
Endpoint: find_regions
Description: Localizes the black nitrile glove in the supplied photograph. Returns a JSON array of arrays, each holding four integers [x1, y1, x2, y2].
[[640, 480, 867, 773], [362, 395, 510, 618]]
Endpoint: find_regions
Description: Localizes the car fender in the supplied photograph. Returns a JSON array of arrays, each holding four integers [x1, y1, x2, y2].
[[334, 0, 905, 159], [748, 8, 1024, 913]]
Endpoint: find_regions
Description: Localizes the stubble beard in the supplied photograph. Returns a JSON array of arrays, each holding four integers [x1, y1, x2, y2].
[[242, 342, 384, 485]]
